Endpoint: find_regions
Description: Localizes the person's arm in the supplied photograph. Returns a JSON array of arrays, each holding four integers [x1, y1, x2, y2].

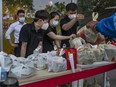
[[62, 14, 84, 31], [5, 24, 17, 47], [47, 32, 76, 40], [55, 40, 60, 48], [20, 42, 27, 57], [8, 39, 18, 47], [19, 24, 29, 57], [62, 18, 77, 31]]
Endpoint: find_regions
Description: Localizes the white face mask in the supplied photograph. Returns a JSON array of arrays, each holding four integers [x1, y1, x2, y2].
[[19, 17, 25, 23], [41, 23, 49, 30], [68, 14, 76, 19], [52, 20, 59, 27]]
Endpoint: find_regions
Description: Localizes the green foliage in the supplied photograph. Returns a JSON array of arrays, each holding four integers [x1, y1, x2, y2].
[[78, 0, 116, 26], [45, 2, 66, 17], [78, 0, 116, 13], [3, 0, 34, 14], [45, 0, 116, 27]]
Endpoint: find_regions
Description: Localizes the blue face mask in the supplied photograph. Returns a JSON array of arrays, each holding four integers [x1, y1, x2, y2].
[[19, 17, 25, 23], [52, 20, 59, 27]]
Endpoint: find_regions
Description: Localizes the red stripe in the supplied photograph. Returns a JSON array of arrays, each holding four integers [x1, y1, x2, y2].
[[20, 63, 116, 87]]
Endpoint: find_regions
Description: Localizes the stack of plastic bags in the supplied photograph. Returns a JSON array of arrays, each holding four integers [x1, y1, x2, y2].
[[70, 38, 116, 65], [77, 26, 105, 45], [77, 44, 107, 64], [8, 51, 67, 79], [25, 51, 67, 72]]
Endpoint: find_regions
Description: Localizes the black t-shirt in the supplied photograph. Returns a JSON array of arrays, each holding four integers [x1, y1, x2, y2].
[[18, 22, 51, 57], [60, 15, 79, 47], [42, 25, 57, 53]]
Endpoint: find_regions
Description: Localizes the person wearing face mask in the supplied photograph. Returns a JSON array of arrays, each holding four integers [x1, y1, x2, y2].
[[60, 3, 84, 48], [42, 12, 61, 53], [19, 10, 75, 58], [86, 13, 116, 41], [5, 9, 26, 56]]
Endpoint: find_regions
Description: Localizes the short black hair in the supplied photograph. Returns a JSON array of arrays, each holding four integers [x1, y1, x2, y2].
[[17, 9, 25, 15], [34, 10, 50, 22], [66, 3, 78, 12], [50, 12, 60, 19]]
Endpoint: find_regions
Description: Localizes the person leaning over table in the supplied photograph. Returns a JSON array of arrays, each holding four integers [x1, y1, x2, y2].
[[85, 13, 116, 40], [42, 12, 61, 53], [60, 3, 84, 48], [5, 9, 26, 56], [18, 10, 76, 58]]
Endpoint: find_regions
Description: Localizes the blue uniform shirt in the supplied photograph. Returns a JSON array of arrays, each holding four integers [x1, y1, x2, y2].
[[96, 13, 116, 38]]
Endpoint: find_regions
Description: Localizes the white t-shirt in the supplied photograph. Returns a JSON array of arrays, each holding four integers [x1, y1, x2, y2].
[[5, 21, 26, 43]]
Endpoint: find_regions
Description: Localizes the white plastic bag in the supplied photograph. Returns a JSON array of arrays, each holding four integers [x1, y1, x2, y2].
[[26, 53, 47, 70], [78, 44, 97, 64], [47, 56, 67, 72], [84, 27, 98, 43], [10, 64, 36, 79], [100, 44, 116, 60], [9, 55, 36, 79], [69, 37, 86, 49]]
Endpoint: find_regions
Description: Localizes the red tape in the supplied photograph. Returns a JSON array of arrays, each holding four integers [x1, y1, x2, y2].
[[20, 63, 116, 87]]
